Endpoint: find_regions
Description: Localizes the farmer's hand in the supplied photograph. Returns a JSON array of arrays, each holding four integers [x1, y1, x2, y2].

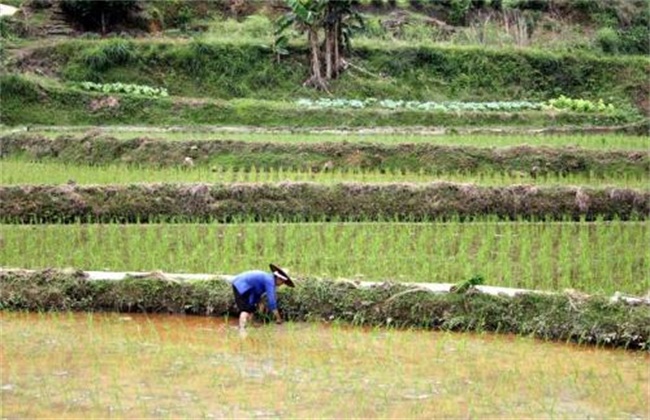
[[273, 310, 283, 325]]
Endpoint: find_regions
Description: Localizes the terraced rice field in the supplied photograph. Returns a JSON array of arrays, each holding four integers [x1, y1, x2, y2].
[[3, 157, 648, 188], [1, 130, 648, 295], [1, 128, 648, 418], [2, 6, 649, 416], [1, 221, 647, 295], [4, 128, 648, 149]]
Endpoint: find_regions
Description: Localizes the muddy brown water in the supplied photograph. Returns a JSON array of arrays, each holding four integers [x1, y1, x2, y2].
[[1, 311, 648, 418]]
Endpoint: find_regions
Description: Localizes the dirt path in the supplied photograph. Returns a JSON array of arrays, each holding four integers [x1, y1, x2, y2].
[[2, 123, 644, 136], [0, 4, 18, 16]]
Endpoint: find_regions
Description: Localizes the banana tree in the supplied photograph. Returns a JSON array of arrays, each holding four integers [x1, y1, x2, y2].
[[324, 0, 363, 80], [275, 0, 364, 89], [275, 0, 328, 90]]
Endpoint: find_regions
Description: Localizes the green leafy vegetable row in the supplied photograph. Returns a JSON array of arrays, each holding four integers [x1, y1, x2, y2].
[[79, 81, 169, 97], [296, 97, 616, 113]]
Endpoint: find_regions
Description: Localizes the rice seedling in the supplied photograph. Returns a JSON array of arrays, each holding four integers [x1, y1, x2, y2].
[[1, 221, 647, 295], [1, 311, 647, 418], [1, 158, 647, 189], [3, 129, 648, 150]]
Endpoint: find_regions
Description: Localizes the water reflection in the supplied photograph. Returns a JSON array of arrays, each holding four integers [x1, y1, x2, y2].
[[1, 311, 648, 418]]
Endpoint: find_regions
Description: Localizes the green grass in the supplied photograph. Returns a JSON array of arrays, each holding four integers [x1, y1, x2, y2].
[[4, 128, 649, 150], [1, 158, 647, 189], [3, 89, 632, 128], [1, 311, 648, 417], [1, 222, 647, 295], [189, 9, 644, 58], [6, 40, 648, 109]]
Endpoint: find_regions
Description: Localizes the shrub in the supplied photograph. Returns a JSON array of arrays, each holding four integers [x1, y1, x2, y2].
[[619, 25, 650, 55], [241, 14, 272, 38], [101, 38, 136, 65], [0, 74, 40, 101], [81, 46, 110, 71], [595, 27, 620, 54], [0, 15, 29, 39], [80, 39, 136, 71]]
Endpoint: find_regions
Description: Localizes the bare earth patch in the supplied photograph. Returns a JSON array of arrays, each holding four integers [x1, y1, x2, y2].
[[89, 96, 120, 112]]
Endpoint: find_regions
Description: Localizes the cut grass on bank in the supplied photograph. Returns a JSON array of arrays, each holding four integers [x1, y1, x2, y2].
[[1, 222, 647, 296]]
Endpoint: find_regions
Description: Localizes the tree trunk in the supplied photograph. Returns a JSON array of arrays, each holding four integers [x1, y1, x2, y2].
[[306, 28, 328, 90], [325, 28, 333, 80], [333, 20, 341, 78]]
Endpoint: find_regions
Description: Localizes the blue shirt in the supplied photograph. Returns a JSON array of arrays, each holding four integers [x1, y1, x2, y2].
[[232, 270, 279, 311]]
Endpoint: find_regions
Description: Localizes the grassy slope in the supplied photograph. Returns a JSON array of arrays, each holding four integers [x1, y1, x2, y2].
[[2, 37, 648, 127], [19, 37, 648, 103], [0, 73, 634, 127]]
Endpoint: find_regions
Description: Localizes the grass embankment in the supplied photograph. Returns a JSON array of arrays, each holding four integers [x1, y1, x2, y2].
[[1, 222, 646, 295], [1, 269, 648, 350], [2, 133, 648, 178], [15, 39, 650, 105], [1, 182, 647, 223]]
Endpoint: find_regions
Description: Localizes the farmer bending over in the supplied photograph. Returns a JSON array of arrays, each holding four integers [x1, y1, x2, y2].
[[231, 264, 295, 330]]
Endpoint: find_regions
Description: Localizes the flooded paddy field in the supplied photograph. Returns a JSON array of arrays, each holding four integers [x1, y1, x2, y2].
[[2, 222, 647, 295], [4, 157, 648, 188], [1, 311, 648, 418], [4, 128, 648, 150]]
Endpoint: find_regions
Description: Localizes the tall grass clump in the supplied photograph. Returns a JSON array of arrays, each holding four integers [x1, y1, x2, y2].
[[202, 15, 274, 43], [81, 39, 136, 71], [0, 74, 41, 102]]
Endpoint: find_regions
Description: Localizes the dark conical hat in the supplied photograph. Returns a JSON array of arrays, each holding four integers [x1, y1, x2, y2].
[[269, 263, 295, 288]]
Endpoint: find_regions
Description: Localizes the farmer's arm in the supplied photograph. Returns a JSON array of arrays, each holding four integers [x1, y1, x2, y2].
[[264, 282, 283, 324]]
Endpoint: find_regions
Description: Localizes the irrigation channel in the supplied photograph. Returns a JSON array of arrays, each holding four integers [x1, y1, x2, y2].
[[1, 311, 648, 418]]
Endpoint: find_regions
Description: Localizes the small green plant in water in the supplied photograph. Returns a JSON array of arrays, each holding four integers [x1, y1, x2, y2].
[[450, 274, 485, 294]]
